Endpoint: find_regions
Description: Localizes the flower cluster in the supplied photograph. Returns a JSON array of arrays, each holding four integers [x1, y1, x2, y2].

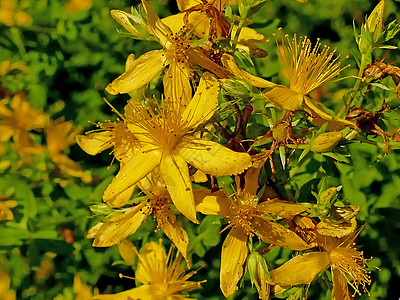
[[77, 0, 399, 299]]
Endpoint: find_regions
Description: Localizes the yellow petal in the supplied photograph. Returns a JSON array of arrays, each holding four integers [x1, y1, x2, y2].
[[136, 241, 167, 283], [76, 132, 113, 155], [257, 199, 307, 218], [163, 60, 192, 108], [160, 151, 198, 223], [160, 218, 190, 267], [188, 48, 232, 78], [303, 97, 359, 130], [191, 169, 208, 183], [88, 202, 151, 247], [93, 285, 152, 299], [105, 50, 169, 95], [263, 86, 304, 111], [105, 185, 136, 208], [161, 13, 187, 35], [102, 145, 162, 202], [178, 137, 252, 176], [194, 187, 232, 217], [232, 26, 269, 58], [220, 227, 248, 297], [269, 252, 331, 286], [181, 72, 219, 129], [254, 217, 314, 250], [331, 266, 352, 300], [142, 0, 172, 45], [118, 239, 138, 266], [221, 54, 274, 88]]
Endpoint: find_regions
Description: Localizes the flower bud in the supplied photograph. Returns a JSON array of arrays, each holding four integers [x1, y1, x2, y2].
[[310, 132, 343, 153], [367, 0, 385, 43], [318, 186, 340, 206], [247, 251, 270, 299]]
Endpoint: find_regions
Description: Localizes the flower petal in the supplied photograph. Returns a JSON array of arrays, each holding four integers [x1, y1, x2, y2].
[[76, 131, 113, 155], [93, 285, 152, 299], [188, 48, 232, 78], [87, 202, 151, 247], [160, 151, 198, 223], [142, 0, 172, 45], [163, 60, 192, 109], [194, 187, 232, 217], [102, 145, 162, 202], [105, 185, 136, 208], [254, 217, 314, 250], [263, 86, 303, 111], [221, 54, 275, 88], [220, 227, 248, 297], [181, 72, 219, 129], [303, 96, 359, 130], [160, 218, 190, 267], [178, 137, 252, 176], [105, 50, 169, 95], [257, 199, 307, 218], [331, 266, 352, 300], [269, 252, 331, 286]]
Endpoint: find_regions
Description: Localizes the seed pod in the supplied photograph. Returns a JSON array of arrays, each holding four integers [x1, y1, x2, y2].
[[310, 132, 343, 153]]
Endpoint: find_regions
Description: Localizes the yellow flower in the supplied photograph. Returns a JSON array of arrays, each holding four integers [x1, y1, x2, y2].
[[163, 0, 269, 57], [103, 72, 252, 223], [64, 0, 92, 13], [0, 271, 15, 300], [88, 171, 191, 265], [0, 92, 49, 143], [263, 30, 357, 129], [0, 0, 32, 26], [106, 0, 230, 98], [194, 166, 314, 297], [45, 118, 91, 182], [269, 226, 372, 300], [0, 194, 16, 221], [93, 240, 204, 300], [77, 120, 139, 207]]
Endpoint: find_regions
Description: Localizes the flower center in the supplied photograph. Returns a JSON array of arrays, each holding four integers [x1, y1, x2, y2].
[[230, 205, 258, 236], [330, 246, 371, 296], [168, 33, 191, 64]]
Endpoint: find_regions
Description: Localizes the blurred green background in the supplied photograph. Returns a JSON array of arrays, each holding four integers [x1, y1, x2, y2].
[[0, 0, 399, 299]]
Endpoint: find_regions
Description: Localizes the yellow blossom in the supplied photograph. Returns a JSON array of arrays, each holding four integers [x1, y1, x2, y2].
[[0, 92, 49, 143], [106, 0, 230, 98], [269, 225, 372, 300], [87, 171, 191, 265], [102, 72, 252, 223], [0, 194, 16, 221], [0, 271, 15, 300], [77, 120, 139, 207], [194, 164, 314, 297], [64, 0, 92, 13], [44, 118, 91, 182], [0, 0, 32, 26], [93, 240, 204, 300], [263, 30, 357, 129]]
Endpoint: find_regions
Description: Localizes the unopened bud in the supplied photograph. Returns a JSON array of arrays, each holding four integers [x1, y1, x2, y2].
[[367, 0, 385, 43], [310, 132, 343, 153]]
